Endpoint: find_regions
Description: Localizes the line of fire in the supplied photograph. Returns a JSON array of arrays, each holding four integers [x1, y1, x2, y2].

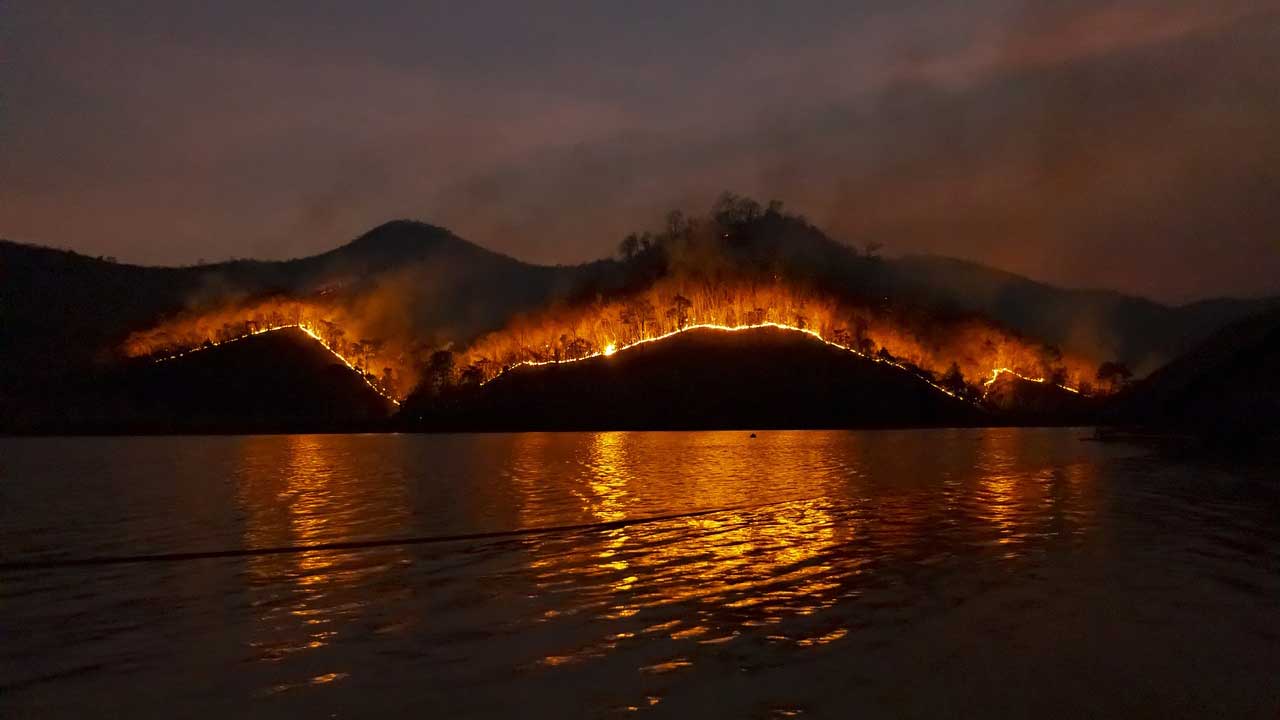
[[121, 279, 1122, 410]]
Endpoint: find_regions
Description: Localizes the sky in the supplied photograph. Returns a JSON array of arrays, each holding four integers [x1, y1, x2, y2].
[[4, 1, 1279, 303]]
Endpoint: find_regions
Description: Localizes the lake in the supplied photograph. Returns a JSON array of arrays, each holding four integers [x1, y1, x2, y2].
[[2, 429, 1277, 717]]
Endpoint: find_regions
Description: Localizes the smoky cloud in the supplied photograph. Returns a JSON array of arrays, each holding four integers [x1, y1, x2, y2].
[[3, 0, 1278, 302]]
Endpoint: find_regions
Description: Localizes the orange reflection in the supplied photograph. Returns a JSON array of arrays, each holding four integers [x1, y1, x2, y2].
[[504, 429, 1102, 681], [974, 428, 1102, 555], [510, 431, 850, 671], [234, 435, 410, 676]]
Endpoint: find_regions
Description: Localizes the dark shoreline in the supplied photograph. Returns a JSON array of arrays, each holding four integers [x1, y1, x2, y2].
[[2, 419, 1089, 438]]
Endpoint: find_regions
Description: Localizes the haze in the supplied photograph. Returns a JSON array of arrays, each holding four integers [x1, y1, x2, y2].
[[4, 0, 1279, 302]]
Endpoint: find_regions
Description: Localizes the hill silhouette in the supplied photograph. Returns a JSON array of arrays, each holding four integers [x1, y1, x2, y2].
[[3, 328, 393, 434], [4, 202, 1276, 433], [0, 221, 575, 390], [1113, 307, 1280, 442], [5, 215, 1268, 392], [981, 372, 1097, 424], [403, 326, 985, 432]]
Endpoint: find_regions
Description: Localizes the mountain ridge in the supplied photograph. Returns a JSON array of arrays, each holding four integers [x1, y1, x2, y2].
[[3, 215, 1274, 401]]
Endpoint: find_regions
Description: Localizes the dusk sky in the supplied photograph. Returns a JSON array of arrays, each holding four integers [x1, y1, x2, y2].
[[4, 1, 1278, 302]]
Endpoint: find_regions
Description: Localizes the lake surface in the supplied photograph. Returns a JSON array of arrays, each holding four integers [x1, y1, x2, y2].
[[2, 429, 1278, 718]]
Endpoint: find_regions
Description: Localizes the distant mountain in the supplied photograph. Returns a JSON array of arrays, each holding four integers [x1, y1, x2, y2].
[[1113, 307, 1280, 441], [0, 221, 582, 388], [881, 255, 1276, 375], [403, 326, 984, 431]]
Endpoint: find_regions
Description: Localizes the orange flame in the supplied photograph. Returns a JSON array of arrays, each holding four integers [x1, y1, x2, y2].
[[459, 278, 1098, 398]]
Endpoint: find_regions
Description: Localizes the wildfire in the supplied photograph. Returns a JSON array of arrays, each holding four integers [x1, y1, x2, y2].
[[125, 298, 410, 404], [124, 277, 1099, 408], [458, 278, 1099, 402], [485, 320, 980, 402], [981, 367, 1082, 397], [152, 323, 401, 405]]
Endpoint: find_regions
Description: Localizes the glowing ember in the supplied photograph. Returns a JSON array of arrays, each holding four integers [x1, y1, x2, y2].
[[150, 323, 400, 405], [123, 297, 416, 402], [459, 279, 1099, 401], [981, 367, 1082, 398], [124, 278, 1100, 406], [480, 321, 976, 403]]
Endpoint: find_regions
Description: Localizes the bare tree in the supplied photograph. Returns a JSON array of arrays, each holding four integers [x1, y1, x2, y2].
[[670, 295, 693, 328], [618, 233, 640, 260]]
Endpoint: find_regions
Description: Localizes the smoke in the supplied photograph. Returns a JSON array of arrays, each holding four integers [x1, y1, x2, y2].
[[6, 0, 1278, 302]]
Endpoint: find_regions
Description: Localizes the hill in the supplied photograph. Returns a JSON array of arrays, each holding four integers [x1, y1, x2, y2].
[[1, 328, 394, 434], [6, 217, 1268, 393], [4, 204, 1275, 433], [402, 326, 985, 431], [1113, 307, 1280, 441], [981, 372, 1096, 424], [0, 221, 576, 389]]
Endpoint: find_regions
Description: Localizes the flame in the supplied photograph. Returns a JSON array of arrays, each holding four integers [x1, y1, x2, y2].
[[123, 277, 1099, 406], [122, 296, 423, 402], [459, 278, 1098, 401], [981, 367, 1082, 398], [143, 319, 401, 405], [480, 321, 980, 402]]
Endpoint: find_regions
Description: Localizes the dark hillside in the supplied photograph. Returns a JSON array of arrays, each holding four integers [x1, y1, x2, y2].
[[2, 328, 393, 434], [1113, 307, 1280, 442], [403, 327, 985, 432]]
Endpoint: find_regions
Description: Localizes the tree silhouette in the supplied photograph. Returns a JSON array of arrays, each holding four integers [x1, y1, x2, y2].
[[712, 192, 763, 228], [1096, 361, 1132, 392], [670, 295, 693, 328], [941, 362, 967, 396], [619, 233, 640, 260], [1049, 366, 1068, 387], [427, 350, 455, 395], [1039, 345, 1063, 377], [622, 298, 658, 339], [458, 364, 484, 387], [565, 336, 593, 359]]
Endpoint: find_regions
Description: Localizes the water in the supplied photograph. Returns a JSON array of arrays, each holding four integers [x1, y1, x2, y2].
[[2, 429, 1277, 718]]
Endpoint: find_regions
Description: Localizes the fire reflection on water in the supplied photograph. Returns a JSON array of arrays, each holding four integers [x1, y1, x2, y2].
[[506, 430, 1100, 679], [511, 432, 856, 669], [234, 435, 410, 690], [221, 429, 1101, 708]]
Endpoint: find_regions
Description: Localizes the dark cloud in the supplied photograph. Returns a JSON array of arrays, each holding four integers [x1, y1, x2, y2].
[[3, 0, 1278, 300]]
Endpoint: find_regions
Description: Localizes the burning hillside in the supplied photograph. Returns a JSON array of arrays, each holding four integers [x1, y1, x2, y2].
[[453, 277, 1098, 401], [122, 297, 420, 402], [406, 325, 986, 431], [119, 196, 1118, 413]]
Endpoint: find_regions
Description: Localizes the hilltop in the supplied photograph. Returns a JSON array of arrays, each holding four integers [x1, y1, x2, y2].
[[3, 328, 394, 434]]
